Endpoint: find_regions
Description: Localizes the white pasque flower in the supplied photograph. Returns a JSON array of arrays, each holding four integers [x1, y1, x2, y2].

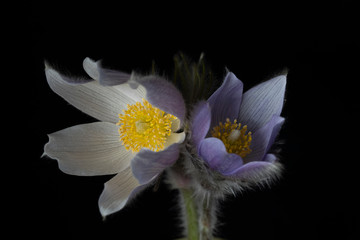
[[43, 58, 186, 217]]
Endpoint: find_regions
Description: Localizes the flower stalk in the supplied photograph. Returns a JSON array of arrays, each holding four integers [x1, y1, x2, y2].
[[198, 196, 215, 240], [181, 188, 199, 240], [180, 188, 218, 240]]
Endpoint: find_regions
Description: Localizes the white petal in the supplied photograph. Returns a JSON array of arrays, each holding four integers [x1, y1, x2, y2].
[[171, 118, 181, 132], [83, 57, 100, 80], [238, 75, 286, 132], [98, 167, 143, 217], [44, 122, 134, 176], [164, 132, 185, 149], [83, 57, 134, 86], [113, 83, 146, 102], [45, 67, 146, 123]]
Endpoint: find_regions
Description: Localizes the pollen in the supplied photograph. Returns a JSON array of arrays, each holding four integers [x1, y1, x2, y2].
[[117, 99, 177, 153], [211, 118, 252, 158]]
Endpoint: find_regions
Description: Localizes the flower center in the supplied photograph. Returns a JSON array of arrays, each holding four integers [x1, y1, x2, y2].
[[117, 99, 177, 153], [211, 118, 252, 158]]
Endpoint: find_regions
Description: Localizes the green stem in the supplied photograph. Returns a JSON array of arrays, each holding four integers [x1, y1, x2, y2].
[[180, 189, 218, 240], [181, 189, 199, 240], [199, 197, 214, 240]]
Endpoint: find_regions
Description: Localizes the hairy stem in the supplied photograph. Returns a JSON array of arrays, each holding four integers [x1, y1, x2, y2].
[[198, 196, 215, 240], [180, 189, 216, 240], [181, 189, 199, 240]]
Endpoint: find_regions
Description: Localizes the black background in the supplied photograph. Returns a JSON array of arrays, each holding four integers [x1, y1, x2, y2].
[[28, 2, 359, 239]]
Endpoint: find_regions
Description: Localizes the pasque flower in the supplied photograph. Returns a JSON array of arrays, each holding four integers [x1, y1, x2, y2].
[[43, 58, 186, 217], [189, 72, 286, 194], [41, 53, 288, 239]]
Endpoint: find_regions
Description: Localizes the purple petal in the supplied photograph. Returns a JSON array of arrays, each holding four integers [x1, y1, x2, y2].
[[137, 75, 186, 122], [191, 101, 211, 148], [198, 137, 244, 175], [131, 144, 180, 185], [245, 115, 285, 163], [218, 153, 245, 176], [264, 117, 285, 153], [207, 72, 243, 128], [231, 161, 274, 177], [263, 153, 277, 163], [231, 160, 283, 184], [198, 137, 226, 167], [238, 74, 286, 132]]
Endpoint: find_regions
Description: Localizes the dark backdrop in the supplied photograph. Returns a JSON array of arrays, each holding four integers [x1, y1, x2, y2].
[[28, 2, 358, 239]]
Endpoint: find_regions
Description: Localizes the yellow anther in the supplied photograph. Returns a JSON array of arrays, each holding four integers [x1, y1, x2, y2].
[[211, 118, 252, 158], [117, 99, 177, 153]]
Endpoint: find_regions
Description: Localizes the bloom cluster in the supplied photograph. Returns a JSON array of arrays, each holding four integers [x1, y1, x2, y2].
[[43, 55, 286, 238]]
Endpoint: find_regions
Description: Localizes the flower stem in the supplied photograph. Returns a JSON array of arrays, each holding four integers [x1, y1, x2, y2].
[[180, 188, 217, 240], [181, 188, 199, 240], [199, 197, 214, 240]]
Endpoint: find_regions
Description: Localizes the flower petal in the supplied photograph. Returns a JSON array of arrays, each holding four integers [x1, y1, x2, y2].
[[231, 161, 282, 182], [44, 62, 93, 84], [171, 118, 181, 132], [238, 74, 286, 132], [217, 154, 244, 176], [191, 101, 211, 147], [164, 132, 186, 149], [244, 115, 285, 163], [198, 137, 244, 175], [83, 57, 132, 86], [207, 72, 243, 127], [198, 137, 226, 167], [235, 161, 271, 175], [83, 57, 100, 80], [98, 167, 146, 217], [45, 66, 145, 123], [43, 122, 134, 176], [131, 144, 181, 185], [263, 153, 277, 163], [137, 75, 186, 122]]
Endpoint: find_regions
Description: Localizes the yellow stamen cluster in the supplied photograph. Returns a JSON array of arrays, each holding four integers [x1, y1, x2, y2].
[[211, 118, 252, 158], [117, 99, 177, 153]]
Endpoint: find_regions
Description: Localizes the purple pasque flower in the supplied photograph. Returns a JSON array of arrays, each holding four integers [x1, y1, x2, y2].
[[191, 72, 286, 187], [43, 58, 186, 217]]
